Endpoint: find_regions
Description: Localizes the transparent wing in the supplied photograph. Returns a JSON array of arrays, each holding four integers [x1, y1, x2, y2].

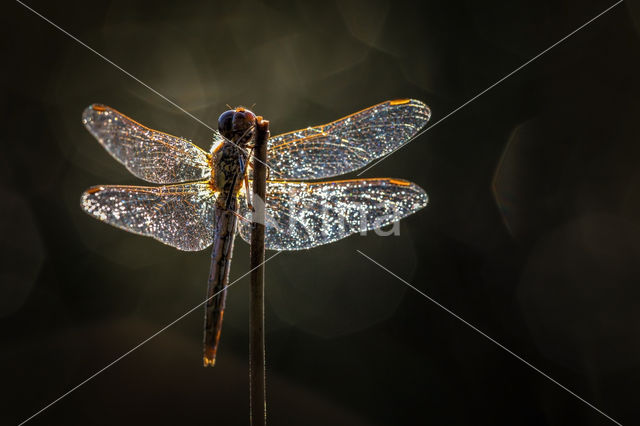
[[83, 104, 214, 184], [237, 178, 427, 250], [266, 99, 430, 180], [81, 182, 217, 251]]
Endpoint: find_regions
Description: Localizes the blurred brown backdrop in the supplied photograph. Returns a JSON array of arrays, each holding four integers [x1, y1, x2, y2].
[[3, 0, 640, 424]]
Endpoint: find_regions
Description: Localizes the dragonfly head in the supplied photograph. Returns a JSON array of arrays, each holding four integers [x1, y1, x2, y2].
[[218, 107, 257, 147]]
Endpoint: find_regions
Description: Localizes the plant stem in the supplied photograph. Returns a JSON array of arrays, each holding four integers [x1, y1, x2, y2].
[[249, 117, 269, 425]]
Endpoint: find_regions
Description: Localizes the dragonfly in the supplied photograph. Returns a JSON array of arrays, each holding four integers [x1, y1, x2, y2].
[[80, 99, 431, 366]]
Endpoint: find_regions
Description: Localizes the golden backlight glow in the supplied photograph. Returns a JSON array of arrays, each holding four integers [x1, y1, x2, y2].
[[389, 99, 411, 105], [387, 178, 411, 186], [85, 186, 102, 194]]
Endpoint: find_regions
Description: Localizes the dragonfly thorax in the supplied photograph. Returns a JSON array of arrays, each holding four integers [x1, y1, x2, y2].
[[211, 107, 256, 206], [211, 142, 247, 199]]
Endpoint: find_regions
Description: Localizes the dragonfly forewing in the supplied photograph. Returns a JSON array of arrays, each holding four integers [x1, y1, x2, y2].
[[265, 99, 430, 180], [83, 105, 214, 184]]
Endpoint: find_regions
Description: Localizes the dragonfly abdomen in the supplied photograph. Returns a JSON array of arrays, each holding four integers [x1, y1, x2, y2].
[[203, 201, 238, 366]]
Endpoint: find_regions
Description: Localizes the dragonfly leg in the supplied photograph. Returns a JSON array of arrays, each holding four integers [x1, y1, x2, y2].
[[244, 173, 254, 212], [230, 209, 252, 224], [235, 151, 254, 212]]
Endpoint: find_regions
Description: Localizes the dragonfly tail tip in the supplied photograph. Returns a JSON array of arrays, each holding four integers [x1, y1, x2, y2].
[[203, 356, 217, 367]]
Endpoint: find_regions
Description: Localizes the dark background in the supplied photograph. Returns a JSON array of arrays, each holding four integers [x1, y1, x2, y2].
[[3, 0, 640, 424]]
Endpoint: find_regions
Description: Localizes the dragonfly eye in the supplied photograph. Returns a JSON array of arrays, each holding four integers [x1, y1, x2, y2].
[[218, 110, 235, 138], [233, 110, 256, 142]]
